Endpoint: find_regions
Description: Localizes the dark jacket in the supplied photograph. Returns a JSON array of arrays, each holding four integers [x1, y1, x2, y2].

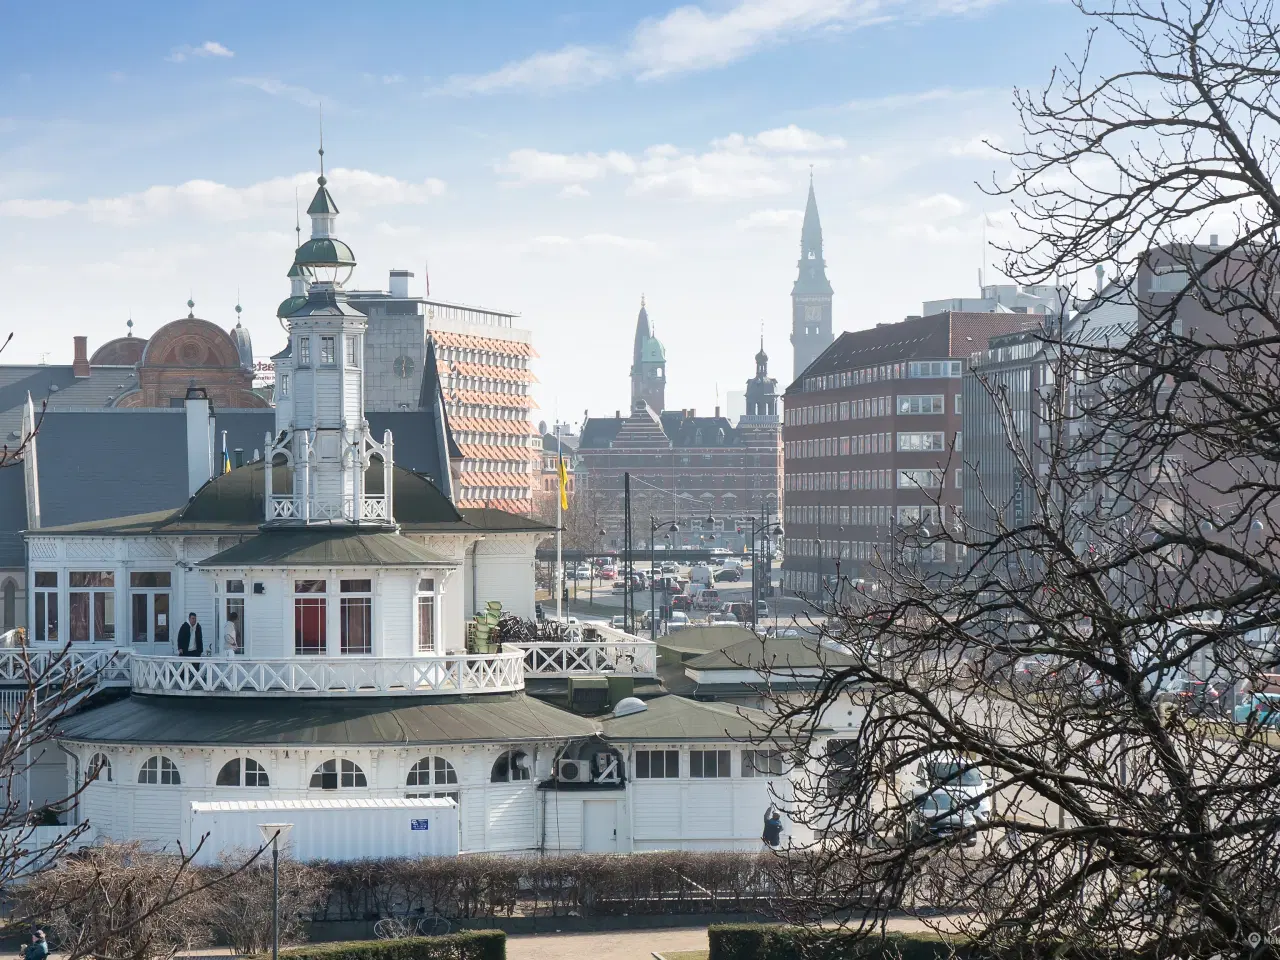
[[176, 621, 203, 657], [23, 940, 48, 960]]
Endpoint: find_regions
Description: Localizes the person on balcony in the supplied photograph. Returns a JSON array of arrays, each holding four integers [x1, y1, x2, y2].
[[223, 612, 240, 657], [176, 613, 203, 658]]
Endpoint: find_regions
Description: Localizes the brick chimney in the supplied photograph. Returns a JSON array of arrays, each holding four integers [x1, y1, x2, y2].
[[72, 336, 90, 378]]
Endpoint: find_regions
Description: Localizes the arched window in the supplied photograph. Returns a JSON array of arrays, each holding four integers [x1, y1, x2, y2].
[[406, 756, 457, 791], [490, 749, 530, 783], [216, 758, 269, 787], [138, 756, 180, 785], [87, 752, 112, 783], [309, 758, 366, 790]]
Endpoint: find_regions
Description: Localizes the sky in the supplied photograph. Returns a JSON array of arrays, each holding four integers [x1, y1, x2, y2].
[[0, 0, 1104, 427]]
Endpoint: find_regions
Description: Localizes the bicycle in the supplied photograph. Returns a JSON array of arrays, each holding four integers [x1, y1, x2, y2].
[[373, 911, 452, 940]]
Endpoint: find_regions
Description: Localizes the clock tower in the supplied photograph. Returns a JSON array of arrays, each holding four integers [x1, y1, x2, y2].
[[630, 297, 666, 414], [790, 174, 834, 382]]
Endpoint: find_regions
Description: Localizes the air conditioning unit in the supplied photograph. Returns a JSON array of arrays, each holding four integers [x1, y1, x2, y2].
[[557, 759, 592, 783]]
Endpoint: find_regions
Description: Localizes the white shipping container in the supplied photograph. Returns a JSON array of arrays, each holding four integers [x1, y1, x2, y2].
[[187, 798, 459, 865]]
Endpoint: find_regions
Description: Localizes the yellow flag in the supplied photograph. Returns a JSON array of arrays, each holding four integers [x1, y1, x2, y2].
[[557, 452, 569, 511]]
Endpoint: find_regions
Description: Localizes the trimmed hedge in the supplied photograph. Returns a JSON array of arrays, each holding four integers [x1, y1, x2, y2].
[[276, 931, 505, 960], [709, 925, 957, 960]]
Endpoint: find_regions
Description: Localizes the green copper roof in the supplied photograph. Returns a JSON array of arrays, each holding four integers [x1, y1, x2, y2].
[[295, 238, 356, 267], [306, 184, 339, 216], [286, 263, 304, 279], [277, 295, 307, 319], [640, 337, 666, 364]]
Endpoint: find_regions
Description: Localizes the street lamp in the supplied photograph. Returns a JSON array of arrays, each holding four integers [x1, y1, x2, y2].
[[739, 517, 784, 630], [590, 527, 605, 611], [649, 519, 681, 641], [257, 822, 295, 960]]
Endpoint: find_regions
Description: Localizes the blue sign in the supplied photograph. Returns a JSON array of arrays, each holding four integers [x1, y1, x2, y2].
[[410, 819, 429, 831]]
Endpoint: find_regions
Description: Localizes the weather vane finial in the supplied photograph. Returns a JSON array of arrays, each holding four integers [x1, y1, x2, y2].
[[295, 187, 301, 246], [318, 103, 326, 186]]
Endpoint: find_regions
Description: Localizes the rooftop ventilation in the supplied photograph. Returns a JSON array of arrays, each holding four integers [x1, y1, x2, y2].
[[613, 696, 648, 717]]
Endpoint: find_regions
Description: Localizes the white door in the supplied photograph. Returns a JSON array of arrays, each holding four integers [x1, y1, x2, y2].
[[582, 799, 618, 852]]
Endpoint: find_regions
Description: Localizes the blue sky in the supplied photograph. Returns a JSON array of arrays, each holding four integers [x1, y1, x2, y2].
[[0, 0, 1096, 423]]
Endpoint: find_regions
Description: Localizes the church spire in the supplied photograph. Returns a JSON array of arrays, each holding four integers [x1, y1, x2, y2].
[[791, 176, 835, 381], [630, 296, 666, 414]]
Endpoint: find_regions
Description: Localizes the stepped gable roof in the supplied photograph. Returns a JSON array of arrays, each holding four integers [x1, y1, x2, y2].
[[658, 411, 736, 447], [57, 692, 598, 746], [199, 529, 453, 568], [598, 694, 775, 742]]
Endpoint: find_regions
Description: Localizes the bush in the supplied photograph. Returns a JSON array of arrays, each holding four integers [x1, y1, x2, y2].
[[276, 931, 505, 960], [708, 925, 957, 960], [201, 850, 329, 954]]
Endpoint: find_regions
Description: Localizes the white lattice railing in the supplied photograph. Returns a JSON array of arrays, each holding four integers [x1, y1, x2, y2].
[[506, 640, 658, 678], [0, 649, 131, 687], [268, 495, 391, 523], [129, 653, 525, 696]]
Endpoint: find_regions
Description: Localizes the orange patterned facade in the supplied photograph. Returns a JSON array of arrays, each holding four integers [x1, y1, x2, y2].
[[430, 328, 539, 515]]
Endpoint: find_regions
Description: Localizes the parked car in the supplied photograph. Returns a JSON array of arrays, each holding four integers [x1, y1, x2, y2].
[[1234, 691, 1280, 725], [714, 567, 742, 583], [904, 752, 991, 823], [906, 790, 979, 846], [671, 594, 693, 612], [756, 600, 770, 619]]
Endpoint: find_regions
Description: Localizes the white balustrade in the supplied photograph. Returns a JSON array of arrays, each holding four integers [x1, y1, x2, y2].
[[268, 495, 390, 523], [507, 640, 658, 678], [129, 653, 525, 696], [0, 649, 131, 687]]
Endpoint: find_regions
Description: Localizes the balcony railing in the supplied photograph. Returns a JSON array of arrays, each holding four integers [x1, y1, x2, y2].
[[0, 648, 131, 687], [506, 640, 658, 678], [129, 653, 525, 696], [268, 495, 391, 523]]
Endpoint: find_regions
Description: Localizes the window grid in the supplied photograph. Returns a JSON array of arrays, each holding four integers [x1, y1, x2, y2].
[[339, 579, 372, 655], [139, 756, 180, 785], [634, 750, 679, 779], [690, 750, 731, 778], [320, 336, 336, 365], [310, 758, 367, 789]]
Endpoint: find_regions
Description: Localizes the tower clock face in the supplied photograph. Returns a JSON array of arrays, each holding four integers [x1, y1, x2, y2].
[[393, 355, 415, 378], [805, 304, 822, 323]]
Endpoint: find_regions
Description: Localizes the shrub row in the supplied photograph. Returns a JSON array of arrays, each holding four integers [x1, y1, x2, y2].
[[708, 925, 958, 960], [316, 851, 779, 920], [276, 932, 505, 960]]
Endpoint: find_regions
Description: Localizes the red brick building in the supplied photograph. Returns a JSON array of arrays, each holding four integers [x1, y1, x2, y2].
[[781, 311, 1032, 595]]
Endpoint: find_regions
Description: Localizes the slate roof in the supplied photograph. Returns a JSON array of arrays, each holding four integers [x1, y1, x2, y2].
[[598, 695, 774, 742], [57, 693, 598, 746], [0, 467, 28, 568], [199, 530, 453, 568], [578, 411, 740, 451], [0, 365, 138, 447]]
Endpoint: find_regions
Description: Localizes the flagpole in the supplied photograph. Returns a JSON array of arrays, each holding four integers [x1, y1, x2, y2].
[[555, 428, 563, 623]]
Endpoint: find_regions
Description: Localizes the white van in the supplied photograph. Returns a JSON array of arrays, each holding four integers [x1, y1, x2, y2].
[[690, 564, 712, 585]]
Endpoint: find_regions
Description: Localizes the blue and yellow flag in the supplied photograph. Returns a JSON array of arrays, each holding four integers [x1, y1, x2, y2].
[[557, 451, 569, 511]]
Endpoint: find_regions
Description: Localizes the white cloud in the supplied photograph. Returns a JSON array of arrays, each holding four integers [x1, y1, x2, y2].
[[235, 77, 326, 108], [498, 125, 839, 200], [438, 0, 1002, 94], [736, 208, 803, 230], [524, 233, 658, 256], [948, 133, 1004, 157], [841, 86, 995, 112], [558, 184, 591, 199], [0, 168, 445, 224], [496, 148, 636, 185], [167, 41, 234, 63]]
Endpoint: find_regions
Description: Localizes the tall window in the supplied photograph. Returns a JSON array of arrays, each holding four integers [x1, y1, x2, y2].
[[309, 758, 366, 789], [69, 572, 114, 643], [34, 572, 57, 642], [216, 757, 269, 787], [294, 580, 326, 655], [320, 336, 336, 365], [634, 750, 679, 779], [297, 336, 311, 366], [129, 572, 171, 645], [416, 579, 436, 653], [345, 335, 359, 367], [225, 579, 245, 654], [279, 373, 290, 398], [690, 750, 731, 778], [138, 756, 180, 785], [340, 580, 372, 655]]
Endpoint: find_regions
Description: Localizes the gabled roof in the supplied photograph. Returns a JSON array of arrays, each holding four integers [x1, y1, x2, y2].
[[686, 635, 856, 671]]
